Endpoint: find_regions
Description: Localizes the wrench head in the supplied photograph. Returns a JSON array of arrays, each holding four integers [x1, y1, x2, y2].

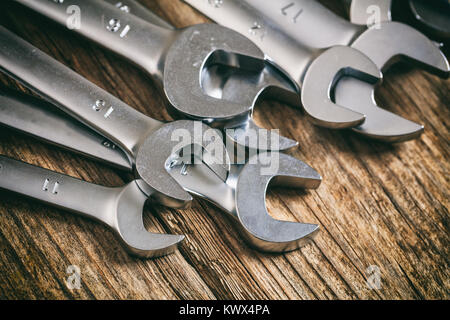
[[164, 24, 264, 123], [334, 76, 425, 142], [353, 22, 450, 77], [163, 24, 299, 151], [334, 21, 449, 141], [235, 153, 322, 252], [135, 120, 230, 209], [203, 62, 301, 151], [301, 46, 382, 129], [114, 181, 184, 258]]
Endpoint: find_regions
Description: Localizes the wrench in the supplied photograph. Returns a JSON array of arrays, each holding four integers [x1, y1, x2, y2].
[[169, 152, 321, 252], [186, 0, 449, 142], [14, 0, 301, 151], [133, 0, 382, 130], [0, 156, 183, 258], [0, 87, 322, 252], [104, 0, 303, 150], [0, 26, 229, 209], [344, 0, 450, 42]]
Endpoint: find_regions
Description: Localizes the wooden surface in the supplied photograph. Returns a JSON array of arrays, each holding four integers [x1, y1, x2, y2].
[[0, 0, 448, 300]]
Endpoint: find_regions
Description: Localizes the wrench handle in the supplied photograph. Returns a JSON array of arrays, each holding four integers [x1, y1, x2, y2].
[[185, 0, 361, 51], [0, 88, 132, 171], [14, 0, 175, 81], [0, 26, 162, 159], [0, 155, 122, 227], [244, 0, 362, 47], [104, 0, 174, 29]]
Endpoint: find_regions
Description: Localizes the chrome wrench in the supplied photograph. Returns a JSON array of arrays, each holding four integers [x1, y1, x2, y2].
[[0, 156, 183, 258]]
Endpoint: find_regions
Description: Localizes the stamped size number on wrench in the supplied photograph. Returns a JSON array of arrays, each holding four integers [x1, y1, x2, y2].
[[281, 2, 304, 23], [42, 178, 60, 194], [105, 17, 131, 38]]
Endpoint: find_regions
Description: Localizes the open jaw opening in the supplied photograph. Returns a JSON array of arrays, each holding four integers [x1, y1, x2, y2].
[[166, 152, 322, 252], [200, 54, 301, 151], [301, 46, 382, 129], [333, 74, 425, 142]]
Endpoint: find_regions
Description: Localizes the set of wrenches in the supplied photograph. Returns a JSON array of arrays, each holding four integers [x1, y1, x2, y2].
[[0, 0, 448, 258]]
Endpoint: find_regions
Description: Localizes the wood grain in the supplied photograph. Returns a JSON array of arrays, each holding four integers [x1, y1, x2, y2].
[[0, 0, 448, 300]]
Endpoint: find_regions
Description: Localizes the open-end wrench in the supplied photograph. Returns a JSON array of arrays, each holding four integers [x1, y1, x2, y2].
[[0, 156, 183, 258], [0, 26, 229, 209], [169, 152, 321, 252], [14, 0, 300, 151], [186, 0, 449, 142], [343, 0, 393, 26], [0, 88, 322, 252], [104, 0, 302, 150], [343, 0, 450, 42]]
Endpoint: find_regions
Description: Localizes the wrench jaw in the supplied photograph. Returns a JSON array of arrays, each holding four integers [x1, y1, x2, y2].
[[235, 153, 322, 253], [113, 182, 184, 258], [135, 120, 231, 209], [333, 21, 449, 141], [163, 24, 264, 122], [163, 23, 301, 151], [353, 22, 450, 78], [166, 152, 322, 252], [234, 219, 320, 253], [205, 62, 301, 151], [334, 76, 425, 142], [301, 46, 382, 129]]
